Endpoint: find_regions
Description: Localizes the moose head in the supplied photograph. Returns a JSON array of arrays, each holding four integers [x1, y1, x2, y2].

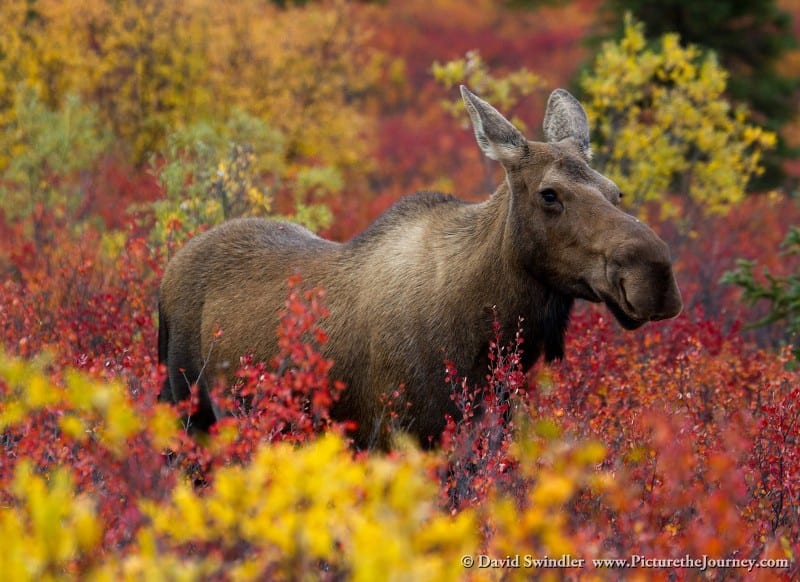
[[461, 85, 682, 330]]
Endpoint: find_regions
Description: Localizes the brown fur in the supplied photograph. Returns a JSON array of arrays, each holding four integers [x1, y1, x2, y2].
[[158, 87, 682, 449]]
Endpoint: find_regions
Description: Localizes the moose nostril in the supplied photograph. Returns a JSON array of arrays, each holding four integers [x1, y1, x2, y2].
[[643, 262, 683, 321], [617, 278, 636, 315], [659, 279, 683, 319], [605, 235, 682, 321]]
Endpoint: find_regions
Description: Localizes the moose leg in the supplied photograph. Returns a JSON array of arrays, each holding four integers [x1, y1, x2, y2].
[[167, 349, 218, 433]]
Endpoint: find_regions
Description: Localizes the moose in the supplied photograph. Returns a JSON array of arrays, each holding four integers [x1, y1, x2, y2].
[[158, 86, 682, 449]]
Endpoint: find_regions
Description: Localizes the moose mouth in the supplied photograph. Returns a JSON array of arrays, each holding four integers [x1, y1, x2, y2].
[[575, 278, 645, 330], [589, 278, 645, 330], [603, 297, 646, 330], [575, 279, 647, 330]]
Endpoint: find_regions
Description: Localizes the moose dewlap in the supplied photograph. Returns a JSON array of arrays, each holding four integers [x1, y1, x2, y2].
[[158, 86, 682, 449]]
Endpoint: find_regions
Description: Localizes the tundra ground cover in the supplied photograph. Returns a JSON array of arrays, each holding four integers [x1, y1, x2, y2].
[[1, 0, 799, 580]]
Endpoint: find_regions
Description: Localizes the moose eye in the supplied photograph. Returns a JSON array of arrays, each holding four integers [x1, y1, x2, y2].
[[540, 188, 558, 204]]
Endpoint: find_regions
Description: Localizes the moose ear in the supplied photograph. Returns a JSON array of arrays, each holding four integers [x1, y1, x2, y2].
[[461, 85, 528, 166], [542, 88, 592, 161]]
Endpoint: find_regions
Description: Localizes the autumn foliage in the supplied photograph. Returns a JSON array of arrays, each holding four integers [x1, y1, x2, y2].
[[1, 0, 800, 580]]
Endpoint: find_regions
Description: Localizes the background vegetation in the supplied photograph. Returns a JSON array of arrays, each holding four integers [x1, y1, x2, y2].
[[1, 0, 799, 579]]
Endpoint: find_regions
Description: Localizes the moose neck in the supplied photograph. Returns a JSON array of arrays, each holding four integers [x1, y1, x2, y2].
[[463, 180, 574, 363]]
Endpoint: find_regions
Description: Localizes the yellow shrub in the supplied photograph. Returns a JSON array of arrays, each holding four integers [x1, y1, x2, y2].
[[142, 435, 478, 581], [581, 16, 776, 219], [0, 0, 383, 168], [1, 463, 101, 582]]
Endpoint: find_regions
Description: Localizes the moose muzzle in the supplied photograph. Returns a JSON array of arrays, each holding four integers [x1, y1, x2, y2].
[[605, 237, 683, 330]]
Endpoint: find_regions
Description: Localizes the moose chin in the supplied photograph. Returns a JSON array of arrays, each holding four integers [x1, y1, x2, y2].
[[158, 85, 682, 450]]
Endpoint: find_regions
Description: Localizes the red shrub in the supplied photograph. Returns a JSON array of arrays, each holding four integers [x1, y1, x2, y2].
[[530, 306, 800, 578], [208, 275, 346, 466], [439, 316, 527, 512]]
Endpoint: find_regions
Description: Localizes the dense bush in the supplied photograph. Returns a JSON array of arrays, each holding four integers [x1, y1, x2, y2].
[[1, 1, 799, 580], [2, 285, 798, 579]]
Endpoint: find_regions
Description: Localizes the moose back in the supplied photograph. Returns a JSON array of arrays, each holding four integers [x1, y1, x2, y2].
[[158, 86, 682, 449]]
